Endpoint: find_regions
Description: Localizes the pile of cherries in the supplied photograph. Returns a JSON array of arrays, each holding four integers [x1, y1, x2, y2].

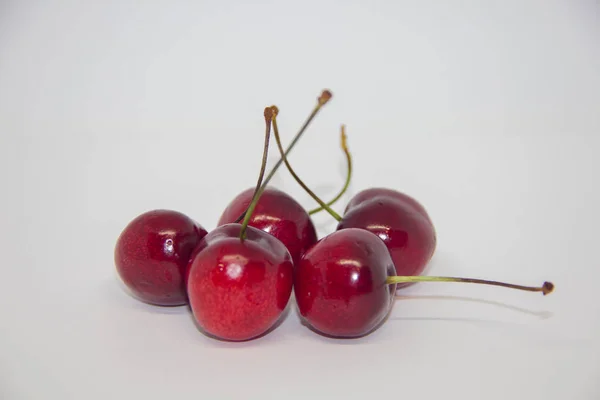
[[114, 90, 554, 342]]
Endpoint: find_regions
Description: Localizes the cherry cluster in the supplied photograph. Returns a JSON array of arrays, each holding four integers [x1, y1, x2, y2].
[[114, 90, 554, 342]]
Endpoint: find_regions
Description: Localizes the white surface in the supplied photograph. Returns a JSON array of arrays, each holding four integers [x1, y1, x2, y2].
[[1, 1, 599, 399]]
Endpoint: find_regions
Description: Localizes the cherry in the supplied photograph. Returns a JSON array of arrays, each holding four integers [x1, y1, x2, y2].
[[114, 209, 208, 306], [217, 187, 318, 265], [187, 106, 294, 341], [295, 228, 397, 337], [296, 227, 554, 338], [337, 187, 437, 286], [187, 223, 293, 341]]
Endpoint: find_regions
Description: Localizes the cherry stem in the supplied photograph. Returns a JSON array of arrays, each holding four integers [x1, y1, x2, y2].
[[308, 125, 352, 215], [239, 107, 274, 240], [385, 276, 555, 295], [234, 90, 333, 223], [271, 106, 343, 222]]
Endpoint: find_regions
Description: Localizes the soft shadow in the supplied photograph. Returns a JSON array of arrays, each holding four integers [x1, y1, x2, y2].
[[388, 316, 518, 326], [129, 299, 189, 315], [393, 294, 554, 319]]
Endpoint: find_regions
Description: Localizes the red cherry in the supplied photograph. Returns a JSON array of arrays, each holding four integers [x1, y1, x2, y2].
[[114, 209, 208, 306], [187, 223, 294, 341], [337, 188, 437, 286], [295, 228, 397, 338], [218, 187, 318, 265]]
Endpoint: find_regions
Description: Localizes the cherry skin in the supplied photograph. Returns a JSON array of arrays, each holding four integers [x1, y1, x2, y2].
[[114, 209, 208, 306], [187, 223, 294, 341], [218, 186, 318, 265], [344, 187, 433, 224], [337, 187, 436, 287], [295, 228, 397, 338]]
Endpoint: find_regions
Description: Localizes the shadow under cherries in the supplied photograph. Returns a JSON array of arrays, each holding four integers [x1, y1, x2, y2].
[[390, 293, 554, 322]]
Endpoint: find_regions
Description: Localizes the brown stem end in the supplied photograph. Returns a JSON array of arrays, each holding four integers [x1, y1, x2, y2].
[[542, 281, 554, 295], [264, 106, 274, 122], [318, 89, 333, 105]]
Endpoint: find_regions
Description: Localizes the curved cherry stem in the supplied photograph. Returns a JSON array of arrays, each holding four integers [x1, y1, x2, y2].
[[308, 125, 352, 215], [386, 276, 554, 295], [239, 107, 274, 240], [270, 106, 342, 222], [234, 90, 333, 223]]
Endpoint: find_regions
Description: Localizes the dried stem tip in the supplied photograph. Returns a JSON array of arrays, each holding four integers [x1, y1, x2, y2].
[[340, 124, 348, 151], [318, 90, 333, 105], [542, 281, 554, 295], [270, 105, 279, 117], [264, 106, 274, 122]]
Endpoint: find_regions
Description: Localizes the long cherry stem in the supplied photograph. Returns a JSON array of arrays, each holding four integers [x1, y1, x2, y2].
[[308, 125, 352, 215], [239, 107, 274, 240], [234, 90, 333, 223], [270, 106, 342, 222], [386, 276, 554, 295]]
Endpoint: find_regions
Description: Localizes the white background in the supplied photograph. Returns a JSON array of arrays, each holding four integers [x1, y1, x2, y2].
[[1, 1, 599, 399]]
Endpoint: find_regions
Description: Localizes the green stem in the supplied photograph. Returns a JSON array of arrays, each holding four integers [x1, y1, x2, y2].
[[270, 106, 342, 222], [308, 125, 352, 215], [234, 90, 333, 223], [385, 276, 554, 295], [239, 107, 274, 240]]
